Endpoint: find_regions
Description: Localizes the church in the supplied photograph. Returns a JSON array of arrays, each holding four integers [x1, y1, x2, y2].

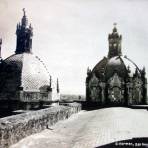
[[0, 9, 60, 110], [86, 24, 147, 106]]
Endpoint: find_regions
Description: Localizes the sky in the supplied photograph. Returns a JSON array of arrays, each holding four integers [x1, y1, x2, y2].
[[0, 0, 148, 95]]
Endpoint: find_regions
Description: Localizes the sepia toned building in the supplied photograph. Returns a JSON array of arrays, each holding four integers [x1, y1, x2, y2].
[[0, 10, 60, 110], [86, 24, 147, 105]]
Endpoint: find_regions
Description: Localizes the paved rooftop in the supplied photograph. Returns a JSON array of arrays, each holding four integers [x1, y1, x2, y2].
[[11, 107, 148, 148]]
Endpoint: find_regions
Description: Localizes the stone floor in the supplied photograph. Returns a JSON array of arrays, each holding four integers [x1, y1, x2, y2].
[[10, 107, 148, 148]]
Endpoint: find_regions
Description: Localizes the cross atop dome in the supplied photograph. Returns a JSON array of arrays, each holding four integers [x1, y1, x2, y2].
[[21, 8, 28, 27], [23, 8, 26, 16], [113, 23, 117, 33], [113, 22, 117, 27]]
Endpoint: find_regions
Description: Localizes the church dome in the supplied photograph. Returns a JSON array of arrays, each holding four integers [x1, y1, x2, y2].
[[86, 24, 147, 106], [0, 9, 60, 110], [105, 56, 127, 79], [92, 55, 140, 80], [0, 10, 52, 93], [91, 24, 141, 80], [0, 53, 50, 92], [92, 57, 108, 78]]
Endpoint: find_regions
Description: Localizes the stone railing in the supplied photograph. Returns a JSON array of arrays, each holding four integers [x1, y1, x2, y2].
[[0, 103, 81, 148]]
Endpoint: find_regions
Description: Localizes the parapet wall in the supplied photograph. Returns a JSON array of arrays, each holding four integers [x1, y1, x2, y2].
[[0, 103, 81, 148]]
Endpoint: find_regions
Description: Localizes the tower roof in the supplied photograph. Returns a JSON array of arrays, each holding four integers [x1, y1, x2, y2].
[[15, 9, 33, 54], [21, 8, 28, 27], [0, 53, 51, 92], [108, 23, 122, 58]]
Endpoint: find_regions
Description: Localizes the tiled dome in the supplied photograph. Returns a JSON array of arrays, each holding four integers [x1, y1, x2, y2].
[[92, 57, 108, 79], [92, 55, 139, 80], [1, 53, 50, 92], [105, 56, 139, 79]]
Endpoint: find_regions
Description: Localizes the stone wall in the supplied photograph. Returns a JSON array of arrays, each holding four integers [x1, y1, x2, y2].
[[0, 103, 81, 148], [60, 94, 85, 102]]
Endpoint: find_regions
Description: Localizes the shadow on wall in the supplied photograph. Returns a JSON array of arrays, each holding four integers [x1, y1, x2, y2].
[[0, 104, 50, 118], [76, 101, 148, 111], [95, 137, 148, 148], [79, 101, 129, 111], [0, 110, 21, 118]]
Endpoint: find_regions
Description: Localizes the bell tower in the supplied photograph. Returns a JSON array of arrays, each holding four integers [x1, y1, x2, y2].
[[108, 23, 122, 58], [15, 9, 33, 54]]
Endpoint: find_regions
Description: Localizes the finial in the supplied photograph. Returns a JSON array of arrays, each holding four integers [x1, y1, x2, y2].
[[127, 65, 131, 73], [135, 68, 138, 76], [87, 67, 91, 75], [141, 66, 146, 76], [113, 23, 117, 32], [21, 8, 28, 27], [127, 65, 130, 69], [0, 38, 2, 45], [57, 78, 60, 93], [23, 8, 26, 16], [0, 38, 2, 58], [49, 76, 52, 87], [113, 22, 117, 27]]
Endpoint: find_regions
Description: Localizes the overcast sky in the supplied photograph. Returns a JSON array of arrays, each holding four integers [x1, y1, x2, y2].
[[0, 0, 148, 95]]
